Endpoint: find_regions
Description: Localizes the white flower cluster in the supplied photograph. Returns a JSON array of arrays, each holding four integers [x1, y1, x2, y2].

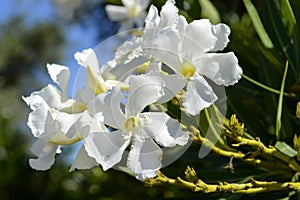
[[23, 0, 242, 180], [105, 0, 150, 33]]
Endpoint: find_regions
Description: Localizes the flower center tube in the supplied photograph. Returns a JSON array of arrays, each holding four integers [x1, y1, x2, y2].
[[180, 61, 196, 79], [128, 6, 140, 18], [124, 116, 140, 133]]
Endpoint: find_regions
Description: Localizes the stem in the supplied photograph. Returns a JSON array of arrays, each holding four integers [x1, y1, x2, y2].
[[191, 126, 292, 172], [242, 74, 295, 97], [144, 171, 300, 194], [275, 60, 289, 139], [222, 126, 300, 172]]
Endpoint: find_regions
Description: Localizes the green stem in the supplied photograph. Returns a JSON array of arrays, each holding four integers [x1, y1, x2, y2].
[[242, 74, 294, 97], [275, 60, 289, 139], [145, 170, 300, 194]]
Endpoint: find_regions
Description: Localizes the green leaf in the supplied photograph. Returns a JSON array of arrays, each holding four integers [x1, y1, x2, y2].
[[262, 1, 298, 77], [280, 0, 296, 35], [275, 141, 297, 157], [243, 0, 274, 48], [189, 0, 202, 20], [105, 0, 122, 5], [199, 0, 220, 24], [275, 61, 289, 140], [242, 74, 293, 97]]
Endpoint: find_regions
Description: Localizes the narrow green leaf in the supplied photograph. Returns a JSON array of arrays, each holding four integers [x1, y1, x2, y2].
[[275, 141, 297, 157], [199, 0, 220, 24], [242, 74, 294, 97], [105, 0, 122, 5], [275, 61, 289, 140], [243, 0, 274, 48], [280, 0, 296, 35]]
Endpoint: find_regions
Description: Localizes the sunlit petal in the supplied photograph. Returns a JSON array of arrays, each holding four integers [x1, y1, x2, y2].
[[88, 87, 125, 129], [212, 23, 231, 51], [47, 64, 70, 101], [144, 112, 189, 147], [74, 48, 100, 74], [183, 74, 217, 115], [181, 19, 217, 55], [127, 137, 162, 180], [159, 0, 178, 28], [194, 52, 242, 86], [105, 5, 128, 21], [70, 145, 98, 172], [126, 74, 164, 115], [29, 139, 58, 170], [23, 95, 52, 137], [84, 130, 131, 171]]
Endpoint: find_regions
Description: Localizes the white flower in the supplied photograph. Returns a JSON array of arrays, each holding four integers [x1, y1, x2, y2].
[[85, 74, 189, 179], [74, 48, 130, 96], [23, 64, 86, 137], [105, 0, 150, 34], [28, 108, 107, 171], [142, 0, 242, 115], [28, 110, 82, 170], [23, 62, 105, 171]]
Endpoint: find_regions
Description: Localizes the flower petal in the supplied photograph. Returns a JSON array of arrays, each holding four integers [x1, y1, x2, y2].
[[121, 0, 135, 7], [212, 23, 231, 51], [183, 74, 217, 115], [23, 95, 51, 137], [181, 19, 217, 55], [194, 52, 242, 86], [84, 130, 131, 171], [127, 137, 162, 180], [110, 56, 149, 81], [88, 87, 125, 129], [114, 36, 142, 61], [139, 0, 150, 9], [105, 5, 128, 21], [144, 112, 189, 147], [74, 48, 100, 74], [159, 0, 178, 28], [47, 63, 70, 101], [76, 85, 95, 104], [143, 27, 180, 59], [29, 138, 58, 170], [26, 84, 62, 109], [145, 5, 160, 28], [156, 73, 186, 103], [55, 112, 82, 136], [126, 74, 164, 115], [147, 61, 185, 102], [177, 15, 188, 34], [70, 145, 98, 172], [143, 27, 183, 73]]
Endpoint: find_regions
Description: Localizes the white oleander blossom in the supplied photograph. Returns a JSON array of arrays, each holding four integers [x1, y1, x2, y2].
[[23, 0, 241, 181], [142, 0, 242, 115], [23, 64, 87, 139], [105, 0, 150, 34], [23, 61, 109, 171], [86, 74, 189, 179]]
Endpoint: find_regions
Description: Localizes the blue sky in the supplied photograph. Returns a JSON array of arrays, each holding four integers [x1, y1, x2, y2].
[[0, 0, 119, 163], [0, 0, 100, 96]]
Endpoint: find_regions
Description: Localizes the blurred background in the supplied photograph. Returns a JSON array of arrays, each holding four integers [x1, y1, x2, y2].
[[1, 0, 300, 199]]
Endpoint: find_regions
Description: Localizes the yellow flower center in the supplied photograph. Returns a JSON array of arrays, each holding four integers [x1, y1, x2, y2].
[[128, 6, 139, 18], [48, 133, 82, 145], [180, 61, 195, 79], [87, 66, 107, 95], [135, 61, 150, 74], [124, 116, 140, 133]]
